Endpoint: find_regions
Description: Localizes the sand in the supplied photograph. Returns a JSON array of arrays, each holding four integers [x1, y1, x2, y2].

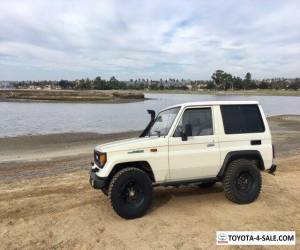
[[0, 116, 299, 249]]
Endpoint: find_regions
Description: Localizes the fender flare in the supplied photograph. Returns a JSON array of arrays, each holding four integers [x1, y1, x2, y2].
[[217, 150, 265, 179], [107, 160, 155, 183]]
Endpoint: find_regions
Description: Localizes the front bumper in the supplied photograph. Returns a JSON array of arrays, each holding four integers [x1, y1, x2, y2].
[[267, 164, 277, 175], [89, 169, 107, 189]]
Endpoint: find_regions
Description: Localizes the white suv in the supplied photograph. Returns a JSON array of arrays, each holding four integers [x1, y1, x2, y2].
[[89, 101, 276, 219]]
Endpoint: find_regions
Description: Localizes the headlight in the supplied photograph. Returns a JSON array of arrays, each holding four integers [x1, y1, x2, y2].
[[99, 153, 107, 166], [94, 151, 107, 168]]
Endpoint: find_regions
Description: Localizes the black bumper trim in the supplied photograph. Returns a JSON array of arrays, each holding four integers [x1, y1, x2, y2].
[[267, 164, 277, 175], [89, 170, 106, 189]]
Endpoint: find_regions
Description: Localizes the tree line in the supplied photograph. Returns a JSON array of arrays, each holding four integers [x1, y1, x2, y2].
[[57, 77, 190, 90], [58, 72, 300, 91], [10, 71, 300, 91], [58, 76, 127, 90], [209, 70, 300, 90]]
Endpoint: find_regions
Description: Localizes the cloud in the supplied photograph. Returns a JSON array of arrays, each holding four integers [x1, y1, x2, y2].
[[0, 0, 299, 80]]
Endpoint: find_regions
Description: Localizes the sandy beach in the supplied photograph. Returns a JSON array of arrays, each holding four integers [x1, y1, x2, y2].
[[0, 116, 299, 249]]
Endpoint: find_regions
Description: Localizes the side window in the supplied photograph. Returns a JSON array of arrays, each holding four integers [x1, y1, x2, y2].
[[221, 105, 265, 134], [174, 108, 213, 137]]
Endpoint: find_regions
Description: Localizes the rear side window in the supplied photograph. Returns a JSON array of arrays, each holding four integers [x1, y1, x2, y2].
[[220, 105, 265, 134]]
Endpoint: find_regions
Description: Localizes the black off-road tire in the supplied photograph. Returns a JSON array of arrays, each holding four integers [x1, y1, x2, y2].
[[198, 181, 216, 188], [223, 159, 262, 204], [108, 167, 153, 219]]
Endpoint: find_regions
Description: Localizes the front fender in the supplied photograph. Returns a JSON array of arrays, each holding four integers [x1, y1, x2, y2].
[[95, 147, 169, 182]]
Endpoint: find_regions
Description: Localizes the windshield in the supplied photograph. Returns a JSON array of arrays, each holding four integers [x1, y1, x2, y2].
[[148, 107, 180, 137]]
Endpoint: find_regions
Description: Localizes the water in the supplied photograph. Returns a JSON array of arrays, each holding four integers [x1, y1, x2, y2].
[[1, 93, 300, 137]]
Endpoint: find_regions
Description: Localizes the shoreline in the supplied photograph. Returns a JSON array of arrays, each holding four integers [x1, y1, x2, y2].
[[1, 89, 300, 102], [0, 97, 148, 104], [0, 115, 299, 166], [0, 131, 141, 164], [0, 114, 298, 139], [146, 89, 300, 96]]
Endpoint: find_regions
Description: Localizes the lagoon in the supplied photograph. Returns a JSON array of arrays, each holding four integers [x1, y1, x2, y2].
[[1, 93, 300, 137]]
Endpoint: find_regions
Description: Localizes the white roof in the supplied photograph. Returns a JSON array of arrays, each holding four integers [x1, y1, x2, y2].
[[162, 101, 259, 111]]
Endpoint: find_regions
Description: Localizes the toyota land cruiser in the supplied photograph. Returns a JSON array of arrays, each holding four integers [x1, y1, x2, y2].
[[89, 101, 276, 219]]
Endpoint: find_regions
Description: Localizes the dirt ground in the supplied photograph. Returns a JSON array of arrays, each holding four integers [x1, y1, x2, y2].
[[0, 116, 299, 249]]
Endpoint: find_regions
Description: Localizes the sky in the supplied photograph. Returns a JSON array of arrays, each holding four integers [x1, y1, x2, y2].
[[0, 0, 299, 81]]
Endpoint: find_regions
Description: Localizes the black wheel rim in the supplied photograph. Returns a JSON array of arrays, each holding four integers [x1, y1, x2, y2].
[[235, 171, 255, 194], [119, 179, 144, 208]]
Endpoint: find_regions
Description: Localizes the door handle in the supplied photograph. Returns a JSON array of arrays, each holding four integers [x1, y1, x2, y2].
[[207, 143, 215, 147], [251, 140, 261, 145]]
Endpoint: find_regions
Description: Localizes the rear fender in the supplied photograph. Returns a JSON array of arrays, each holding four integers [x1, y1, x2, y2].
[[217, 150, 265, 179]]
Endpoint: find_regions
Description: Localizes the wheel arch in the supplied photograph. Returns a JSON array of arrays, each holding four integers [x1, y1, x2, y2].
[[217, 150, 265, 180], [107, 161, 155, 184]]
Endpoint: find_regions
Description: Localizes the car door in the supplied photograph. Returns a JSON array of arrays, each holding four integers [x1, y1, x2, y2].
[[168, 106, 220, 181]]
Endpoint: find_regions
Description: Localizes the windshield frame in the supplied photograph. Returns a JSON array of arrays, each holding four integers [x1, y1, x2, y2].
[[147, 106, 181, 137]]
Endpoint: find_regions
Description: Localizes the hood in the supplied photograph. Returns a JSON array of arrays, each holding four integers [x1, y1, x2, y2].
[[95, 136, 164, 152]]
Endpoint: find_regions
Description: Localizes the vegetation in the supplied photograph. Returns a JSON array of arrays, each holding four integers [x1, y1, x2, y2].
[[0, 89, 144, 102], [3, 71, 300, 92], [209, 70, 299, 91]]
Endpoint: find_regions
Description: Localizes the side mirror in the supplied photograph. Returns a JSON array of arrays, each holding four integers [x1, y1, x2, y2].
[[180, 124, 192, 141], [180, 129, 187, 141]]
